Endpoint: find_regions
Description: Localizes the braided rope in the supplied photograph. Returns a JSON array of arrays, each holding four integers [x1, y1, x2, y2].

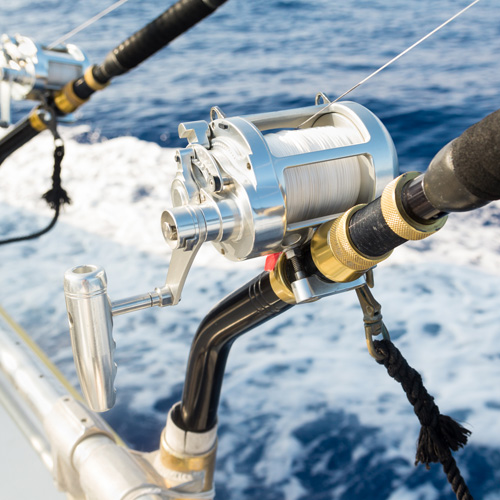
[[0, 107, 70, 245], [373, 339, 473, 500]]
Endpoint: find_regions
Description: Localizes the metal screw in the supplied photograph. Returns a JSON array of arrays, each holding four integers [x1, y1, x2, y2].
[[164, 223, 178, 241], [285, 248, 306, 281]]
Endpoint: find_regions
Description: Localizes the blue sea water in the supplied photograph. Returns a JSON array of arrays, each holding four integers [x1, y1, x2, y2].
[[1, 1, 500, 499], [1, 0, 499, 170]]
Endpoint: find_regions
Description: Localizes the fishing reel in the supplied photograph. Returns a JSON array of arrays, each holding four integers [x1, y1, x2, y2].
[[64, 96, 399, 411], [0, 34, 89, 126], [166, 98, 396, 259]]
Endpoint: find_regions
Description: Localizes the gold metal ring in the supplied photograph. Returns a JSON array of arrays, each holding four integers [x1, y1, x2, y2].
[[269, 253, 296, 304], [381, 172, 447, 240], [54, 81, 87, 114], [84, 66, 109, 91], [29, 109, 47, 131]]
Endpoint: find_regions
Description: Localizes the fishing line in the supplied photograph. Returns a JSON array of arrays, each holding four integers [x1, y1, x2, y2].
[[47, 0, 130, 49], [298, 0, 481, 128], [265, 126, 362, 223]]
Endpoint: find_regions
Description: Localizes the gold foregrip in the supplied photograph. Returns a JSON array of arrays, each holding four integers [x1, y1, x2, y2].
[[54, 81, 88, 114], [311, 205, 392, 283], [310, 173, 448, 283]]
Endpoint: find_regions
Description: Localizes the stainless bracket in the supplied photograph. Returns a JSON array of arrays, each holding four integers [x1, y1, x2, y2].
[[285, 247, 366, 304], [178, 120, 211, 148], [291, 274, 366, 304]]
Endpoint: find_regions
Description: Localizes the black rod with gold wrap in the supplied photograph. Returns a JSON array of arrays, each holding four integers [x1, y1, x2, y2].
[[310, 172, 448, 283], [0, 108, 48, 166], [0, 0, 229, 165], [45, 0, 230, 113]]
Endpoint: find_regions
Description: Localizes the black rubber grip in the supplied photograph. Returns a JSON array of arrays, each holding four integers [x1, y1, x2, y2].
[[0, 118, 41, 166], [348, 198, 407, 257], [94, 0, 227, 82], [452, 109, 500, 200]]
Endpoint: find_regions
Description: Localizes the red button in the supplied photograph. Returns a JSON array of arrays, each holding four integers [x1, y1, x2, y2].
[[265, 252, 282, 271]]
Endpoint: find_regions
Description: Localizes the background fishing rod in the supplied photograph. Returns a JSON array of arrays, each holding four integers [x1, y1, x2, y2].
[[0, 0, 228, 166]]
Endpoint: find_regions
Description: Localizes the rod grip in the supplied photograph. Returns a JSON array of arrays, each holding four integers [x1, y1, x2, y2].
[[452, 108, 500, 201], [415, 109, 500, 215], [94, 0, 228, 82]]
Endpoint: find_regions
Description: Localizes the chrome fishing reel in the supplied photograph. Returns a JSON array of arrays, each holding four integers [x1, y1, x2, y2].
[[165, 98, 397, 261], [0, 34, 89, 126], [64, 96, 399, 412]]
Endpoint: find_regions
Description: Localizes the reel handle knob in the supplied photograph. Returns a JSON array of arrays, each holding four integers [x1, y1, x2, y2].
[[64, 265, 116, 412]]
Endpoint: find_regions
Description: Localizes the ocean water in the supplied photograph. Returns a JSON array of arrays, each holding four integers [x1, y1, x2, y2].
[[1, 1, 500, 499], [2, 0, 499, 168]]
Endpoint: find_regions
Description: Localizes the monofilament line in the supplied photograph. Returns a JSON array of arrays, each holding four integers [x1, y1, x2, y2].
[[333, 0, 481, 103], [48, 0, 129, 49], [298, 0, 481, 128]]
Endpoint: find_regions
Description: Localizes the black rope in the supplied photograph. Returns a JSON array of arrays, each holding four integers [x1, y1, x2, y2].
[[0, 110, 71, 246], [373, 338, 473, 500], [42, 142, 70, 209], [0, 205, 61, 245]]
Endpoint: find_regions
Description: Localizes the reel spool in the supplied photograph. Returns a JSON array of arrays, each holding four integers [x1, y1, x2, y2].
[[0, 34, 89, 126], [163, 98, 398, 261]]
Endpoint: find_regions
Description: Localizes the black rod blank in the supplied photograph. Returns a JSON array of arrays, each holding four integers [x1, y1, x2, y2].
[[93, 0, 228, 83], [0, 114, 43, 166], [177, 272, 292, 433], [0, 0, 229, 164]]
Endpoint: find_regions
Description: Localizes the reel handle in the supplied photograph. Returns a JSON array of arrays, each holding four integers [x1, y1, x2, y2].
[[63, 239, 203, 411], [64, 265, 117, 412]]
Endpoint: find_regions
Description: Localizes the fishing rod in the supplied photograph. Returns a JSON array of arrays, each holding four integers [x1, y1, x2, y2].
[[63, 94, 499, 498], [64, 102, 500, 416], [2, 0, 497, 498], [0, 0, 228, 165], [0, 0, 228, 244]]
